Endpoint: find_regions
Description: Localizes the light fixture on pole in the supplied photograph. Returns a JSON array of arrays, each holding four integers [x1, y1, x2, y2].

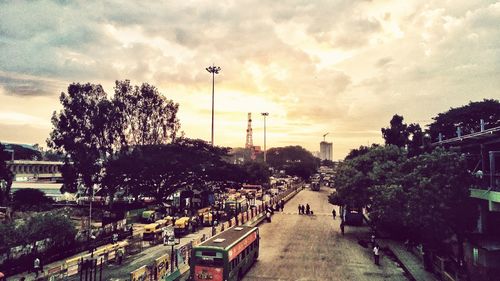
[[261, 112, 269, 162], [206, 65, 221, 146]]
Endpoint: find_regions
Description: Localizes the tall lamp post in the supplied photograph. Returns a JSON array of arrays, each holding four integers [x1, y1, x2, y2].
[[206, 65, 221, 146], [261, 112, 269, 162]]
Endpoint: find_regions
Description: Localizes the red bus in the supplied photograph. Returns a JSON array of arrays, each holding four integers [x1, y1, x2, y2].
[[190, 226, 260, 281]]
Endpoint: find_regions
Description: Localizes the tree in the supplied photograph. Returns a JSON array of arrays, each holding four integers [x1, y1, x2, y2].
[[428, 99, 500, 141], [112, 80, 180, 149], [12, 188, 53, 211], [402, 148, 477, 260], [0, 142, 13, 204], [381, 114, 410, 147], [48, 83, 113, 194], [267, 146, 319, 179], [333, 145, 407, 209], [102, 139, 243, 201], [60, 161, 79, 194], [242, 162, 271, 185], [19, 211, 77, 253]]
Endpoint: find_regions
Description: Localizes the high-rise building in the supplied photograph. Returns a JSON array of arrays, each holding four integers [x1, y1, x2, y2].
[[320, 141, 333, 161]]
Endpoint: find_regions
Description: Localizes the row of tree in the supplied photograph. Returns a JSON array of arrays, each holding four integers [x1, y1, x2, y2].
[[331, 99, 499, 261], [46, 80, 320, 203]]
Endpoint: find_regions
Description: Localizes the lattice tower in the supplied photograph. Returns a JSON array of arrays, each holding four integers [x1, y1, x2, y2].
[[245, 112, 253, 149]]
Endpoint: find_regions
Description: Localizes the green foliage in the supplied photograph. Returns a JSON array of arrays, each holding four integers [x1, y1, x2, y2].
[[428, 99, 500, 141], [334, 145, 477, 255], [48, 81, 181, 196], [266, 146, 319, 179], [0, 211, 76, 249], [381, 114, 410, 147], [402, 148, 476, 248], [102, 138, 244, 201], [60, 161, 79, 193], [112, 80, 180, 148], [48, 83, 112, 192], [334, 145, 407, 209], [0, 142, 14, 204], [241, 162, 271, 185], [12, 188, 53, 211], [381, 115, 426, 156]]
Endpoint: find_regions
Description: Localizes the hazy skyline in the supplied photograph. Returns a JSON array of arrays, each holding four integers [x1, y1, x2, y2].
[[1, 1, 499, 160]]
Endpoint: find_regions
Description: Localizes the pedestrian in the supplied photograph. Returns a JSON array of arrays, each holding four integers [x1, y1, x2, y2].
[[332, 209, 336, 220], [298, 204, 301, 214], [373, 244, 380, 265], [340, 221, 345, 235], [266, 209, 272, 223], [33, 257, 41, 277], [300, 204, 304, 215], [112, 233, 118, 244], [370, 233, 376, 248], [305, 204, 310, 215], [117, 248, 124, 265], [280, 200, 285, 211]]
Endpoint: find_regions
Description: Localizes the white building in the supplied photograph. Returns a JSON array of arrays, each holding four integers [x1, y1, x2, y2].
[[320, 141, 333, 161]]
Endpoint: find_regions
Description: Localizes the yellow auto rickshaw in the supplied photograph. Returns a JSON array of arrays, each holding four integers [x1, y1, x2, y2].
[[174, 217, 191, 235], [143, 223, 163, 244]]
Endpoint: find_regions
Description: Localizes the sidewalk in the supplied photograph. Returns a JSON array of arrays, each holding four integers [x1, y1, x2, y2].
[[8, 240, 128, 281], [379, 239, 438, 281]]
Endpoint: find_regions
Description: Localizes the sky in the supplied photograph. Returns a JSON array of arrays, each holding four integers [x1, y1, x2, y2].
[[0, 0, 499, 160]]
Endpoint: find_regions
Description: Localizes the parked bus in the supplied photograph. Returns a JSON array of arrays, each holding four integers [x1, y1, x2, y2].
[[190, 226, 259, 281]]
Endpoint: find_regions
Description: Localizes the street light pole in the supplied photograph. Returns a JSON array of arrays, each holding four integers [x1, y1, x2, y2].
[[206, 65, 221, 146], [261, 113, 269, 162]]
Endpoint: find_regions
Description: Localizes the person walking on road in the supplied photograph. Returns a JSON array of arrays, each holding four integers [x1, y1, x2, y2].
[[298, 204, 301, 214], [332, 209, 336, 220], [340, 221, 345, 235], [33, 257, 41, 277], [371, 233, 376, 248], [305, 204, 310, 215], [373, 244, 380, 266]]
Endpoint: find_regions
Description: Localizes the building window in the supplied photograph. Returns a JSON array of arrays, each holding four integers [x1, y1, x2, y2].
[[473, 247, 479, 266]]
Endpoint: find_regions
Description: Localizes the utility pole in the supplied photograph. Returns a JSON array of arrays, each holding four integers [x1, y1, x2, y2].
[[206, 65, 221, 145], [261, 113, 269, 162]]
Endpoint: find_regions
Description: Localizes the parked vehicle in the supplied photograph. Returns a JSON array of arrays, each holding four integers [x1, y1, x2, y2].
[[174, 217, 191, 235]]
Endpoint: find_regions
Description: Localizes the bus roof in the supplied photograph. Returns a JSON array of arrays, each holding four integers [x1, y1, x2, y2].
[[199, 225, 256, 249]]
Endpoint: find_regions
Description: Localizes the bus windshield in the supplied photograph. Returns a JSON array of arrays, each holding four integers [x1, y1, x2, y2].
[[195, 257, 224, 267]]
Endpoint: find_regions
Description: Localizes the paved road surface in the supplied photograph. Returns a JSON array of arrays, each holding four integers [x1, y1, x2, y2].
[[244, 186, 409, 281]]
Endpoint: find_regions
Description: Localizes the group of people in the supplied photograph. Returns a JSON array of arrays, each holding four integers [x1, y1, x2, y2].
[[297, 203, 313, 215]]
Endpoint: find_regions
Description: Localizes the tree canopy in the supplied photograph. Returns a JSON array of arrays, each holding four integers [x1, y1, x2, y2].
[[428, 99, 500, 141], [334, 145, 477, 258], [0, 142, 13, 204], [102, 138, 249, 201], [12, 188, 53, 211], [266, 146, 319, 179], [48, 81, 181, 195], [381, 114, 426, 156]]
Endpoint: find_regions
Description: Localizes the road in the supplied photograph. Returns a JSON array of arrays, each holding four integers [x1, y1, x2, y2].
[[244, 186, 409, 281]]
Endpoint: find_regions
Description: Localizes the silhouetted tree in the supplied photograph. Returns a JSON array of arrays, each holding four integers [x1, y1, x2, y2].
[[0, 142, 13, 204], [12, 188, 53, 211], [428, 99, 500, 141], [267, 146, 319, 179], [112, 80, 180, 149]]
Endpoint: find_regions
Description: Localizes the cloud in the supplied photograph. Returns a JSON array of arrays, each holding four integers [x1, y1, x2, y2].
[[0, 0, 499, 159]]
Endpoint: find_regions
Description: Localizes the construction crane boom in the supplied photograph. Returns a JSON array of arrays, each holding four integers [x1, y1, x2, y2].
[[323, 132, 329, 142]]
